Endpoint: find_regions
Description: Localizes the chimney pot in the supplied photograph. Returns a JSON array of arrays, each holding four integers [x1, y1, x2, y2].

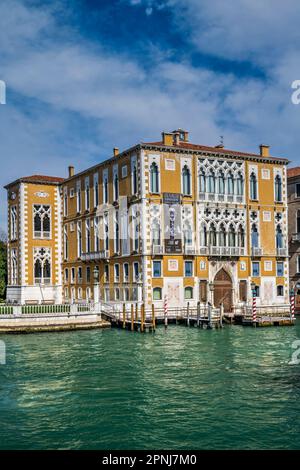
[[259, 144, 270, 157], [113, 147, 119, 157], [68, 166, 74, 178]]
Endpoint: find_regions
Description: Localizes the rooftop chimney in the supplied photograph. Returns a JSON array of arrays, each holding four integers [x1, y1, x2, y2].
[[260, 144, 270, 157], [113, 147, 119, 157], [68, 166, 74, 178], [162, 132, 174, 146]]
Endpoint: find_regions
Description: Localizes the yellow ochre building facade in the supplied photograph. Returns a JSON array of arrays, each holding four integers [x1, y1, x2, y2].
[[5, 129, 290, 313]]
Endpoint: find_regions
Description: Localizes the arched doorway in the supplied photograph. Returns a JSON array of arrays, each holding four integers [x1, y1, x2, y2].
[[213, 269, 233, 312]]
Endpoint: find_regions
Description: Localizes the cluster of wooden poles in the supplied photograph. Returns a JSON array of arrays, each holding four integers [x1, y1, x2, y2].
[[121, 303, 162, 332]]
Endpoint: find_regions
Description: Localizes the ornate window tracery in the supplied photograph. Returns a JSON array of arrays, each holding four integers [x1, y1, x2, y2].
[[33, 205, 51, 239], [34, 247, 51, 285]]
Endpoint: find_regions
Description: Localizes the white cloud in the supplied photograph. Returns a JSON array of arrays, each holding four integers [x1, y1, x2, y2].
[[1, 0, 300, 230]]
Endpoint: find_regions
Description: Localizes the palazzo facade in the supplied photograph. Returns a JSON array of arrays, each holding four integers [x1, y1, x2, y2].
[[5, 129, 290, 312]]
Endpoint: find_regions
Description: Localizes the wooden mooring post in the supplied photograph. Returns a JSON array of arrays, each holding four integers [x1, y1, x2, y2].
[[197, 301, 200, 327], [131, 304, 134, 331], [187, 302, 190, 327], [123, 304, 126, 329], [152, 304, 156, 331], [164, 295, 168, 328], [220, 303, 224, 328], [208, 303, 212, 329], [141, 304, 145, 333], [135, 303, 138, 322]]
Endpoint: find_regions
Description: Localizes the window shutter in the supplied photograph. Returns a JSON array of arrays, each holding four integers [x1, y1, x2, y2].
[[200, 280, 207, 302], [239, 280, 247, 302]]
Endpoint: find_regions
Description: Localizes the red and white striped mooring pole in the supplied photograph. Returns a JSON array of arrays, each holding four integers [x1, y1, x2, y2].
[[290, 288, 295, 320], [164, 295, 168, 328], [252, 288, 257, 324]]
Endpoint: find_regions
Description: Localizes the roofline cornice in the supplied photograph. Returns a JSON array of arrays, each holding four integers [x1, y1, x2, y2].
[[61, 144, 142, 184], [4, 178, 63, 190], [141, 143, 289, 165]]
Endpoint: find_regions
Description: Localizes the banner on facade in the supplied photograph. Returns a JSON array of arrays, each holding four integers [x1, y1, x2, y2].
[[163, 193, 182, 254]]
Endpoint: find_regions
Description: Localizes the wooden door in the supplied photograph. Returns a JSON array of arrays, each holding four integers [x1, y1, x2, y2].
[[213, 269, 233, 312]]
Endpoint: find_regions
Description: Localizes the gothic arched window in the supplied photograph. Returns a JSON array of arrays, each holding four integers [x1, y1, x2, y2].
[[227, 172, 234, 195], [199, 170, 206, 193], [228, 224, 236, 247], [297, 210, 300, 234], [34, 247, 51, 285], [219, 224, 226, 247], [238, 226, 245, 247], [34, 259, 42, 282], [218, 172, 225, 194], [275, 174, 282, 202], [207, 171, 215, 193], [250, 172, 258, 200], [114, 173, 119, 201], [236, 173, 244, 196], [182, 165, 191, 195], [276, 225, 283, 249], [200, 224, 207, 247], [150, 162, 159, 193], [33, 205, 51, 239], [209, 224, 217, 246], [251, 224, 259, 248]]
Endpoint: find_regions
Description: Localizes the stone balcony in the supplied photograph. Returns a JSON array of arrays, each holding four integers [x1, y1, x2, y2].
[[198, 192, 244, 204], [81, 250, 110, 261]]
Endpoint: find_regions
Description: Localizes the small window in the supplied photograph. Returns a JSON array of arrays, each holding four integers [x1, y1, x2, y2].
[[122, 165, 128, 178], [133, 262, 139, 281], [114, 264, 120, 282], [153, 261, 162, 278], [71, 267, 75, 283], [86, 266, 91, 283], [252, 262, 260, 277], [184, 286, 193, 300], [78, 287, 82, 300], [123, 263, 129, 282], [253, 285, 260, 297], [104, 264, 109, 282], [185, 261, 193, 277], [296, 183, 300, 198], [153, 287, 162, 300], [277, 262, 284, 277], [78, 266, 82, 281], [277, 285, 284, 297], [124, 287, 130, 301], [115, 288, 120, 301], [64, 268, 69, 282], [297, 256, 300, 274]]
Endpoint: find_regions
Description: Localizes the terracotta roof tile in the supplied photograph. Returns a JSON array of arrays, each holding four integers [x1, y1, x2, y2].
[[4, 174, 65, 189], [143, 140, 288, 161], [287, 167, 300, 178], [21, 174, 65, 183]]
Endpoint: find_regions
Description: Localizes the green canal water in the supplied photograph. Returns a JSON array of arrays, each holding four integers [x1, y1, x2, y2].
[[0, 321, 300, 450]]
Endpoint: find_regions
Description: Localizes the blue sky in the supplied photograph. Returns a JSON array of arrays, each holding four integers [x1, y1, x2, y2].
[[1, 0, 300, 228]]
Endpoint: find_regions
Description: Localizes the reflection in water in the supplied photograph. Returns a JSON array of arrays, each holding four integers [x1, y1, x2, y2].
[[0, 322, 300, 450]]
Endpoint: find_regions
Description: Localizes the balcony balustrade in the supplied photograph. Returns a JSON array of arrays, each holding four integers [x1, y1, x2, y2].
[[209, 246, 245, 257], [184, 245, 196, 255], [81, 250, 110, 261], [276, 247, 288, 257], [152, 245, 164, 255], [292, 233, 300, 242], [251, 247, 263, 257], [198, 193, 244, 204]]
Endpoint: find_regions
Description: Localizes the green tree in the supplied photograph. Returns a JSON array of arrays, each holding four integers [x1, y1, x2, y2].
[[0, 229, 7, 301]]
